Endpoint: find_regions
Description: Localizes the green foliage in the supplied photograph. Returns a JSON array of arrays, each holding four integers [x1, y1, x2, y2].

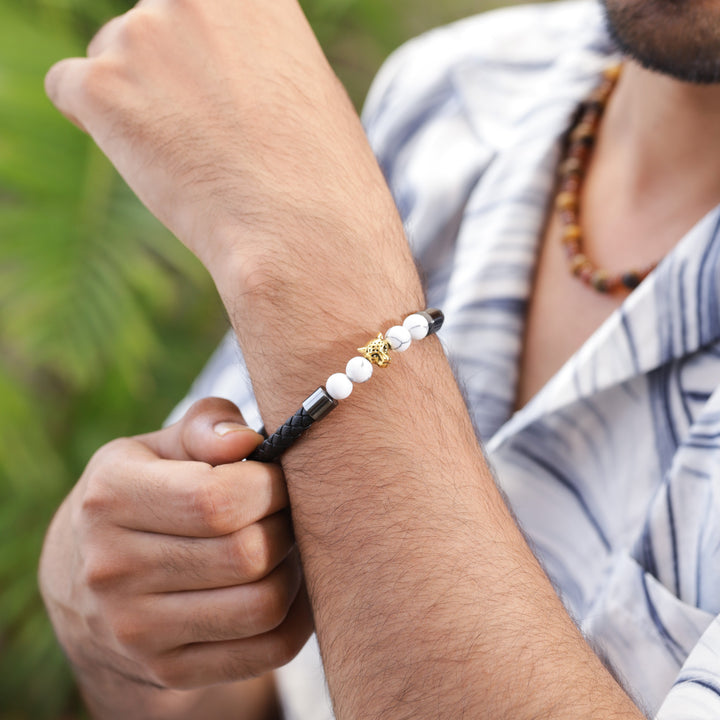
[[0, 0, 518, 716], [0, 2, 224, 716]]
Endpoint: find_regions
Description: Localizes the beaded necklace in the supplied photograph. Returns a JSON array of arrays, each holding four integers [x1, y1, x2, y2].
[[556, 64, 657, 294]]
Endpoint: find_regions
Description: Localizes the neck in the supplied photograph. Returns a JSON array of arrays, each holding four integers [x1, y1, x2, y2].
[[582, 61, 720, 265], [597, 60, 720, 206]]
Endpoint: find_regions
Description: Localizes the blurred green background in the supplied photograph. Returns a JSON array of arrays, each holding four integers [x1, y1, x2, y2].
[[0, 0, 519, 716]]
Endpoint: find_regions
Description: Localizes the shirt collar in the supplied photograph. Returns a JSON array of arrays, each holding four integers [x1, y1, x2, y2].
[[451, 0, 615, 154], [490, 205, 720, 449]]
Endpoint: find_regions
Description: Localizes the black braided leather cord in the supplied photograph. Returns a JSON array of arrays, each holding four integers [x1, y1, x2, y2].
[[247, 407, 316, 463]]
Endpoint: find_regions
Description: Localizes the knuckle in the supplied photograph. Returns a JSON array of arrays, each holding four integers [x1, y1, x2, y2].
[[189, 479, 236, 536], [79, 483, 109, 519], [267, 630, 305, 668], [82, 551, 120, 591], [277, 632, 304, 666], [77, 57, 123, 106], [81, 438, 134, 515], [78, 482, 110, 521], [118, 7, 160, 48], [170, 0, 197, 10], [82, 541, 138, 594], [248, 584, 291, 633], [88, 437, 134, 475], [109, 613, 147, 653], [233, 524, 273, 581], [148, 657, 189, 690]]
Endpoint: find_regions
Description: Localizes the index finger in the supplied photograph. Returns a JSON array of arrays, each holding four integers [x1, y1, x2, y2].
[[83, 438, 289, 537]]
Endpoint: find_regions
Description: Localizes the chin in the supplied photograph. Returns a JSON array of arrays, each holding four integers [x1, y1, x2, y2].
[[602, 0, 720, 84]]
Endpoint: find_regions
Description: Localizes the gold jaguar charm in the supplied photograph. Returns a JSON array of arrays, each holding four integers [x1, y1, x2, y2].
[[358, 333, 392, 368]]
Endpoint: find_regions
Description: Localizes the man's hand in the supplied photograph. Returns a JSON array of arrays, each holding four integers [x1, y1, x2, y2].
[[39, 398, 312, 717], [43, 0, 391, 286]]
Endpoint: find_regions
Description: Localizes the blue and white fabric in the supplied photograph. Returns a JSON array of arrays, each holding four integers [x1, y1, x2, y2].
[[169, 2, 720, 717]]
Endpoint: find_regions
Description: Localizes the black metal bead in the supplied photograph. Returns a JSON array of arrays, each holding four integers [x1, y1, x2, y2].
[[419, 308, 444, 336], [302, 387, 337, 421]]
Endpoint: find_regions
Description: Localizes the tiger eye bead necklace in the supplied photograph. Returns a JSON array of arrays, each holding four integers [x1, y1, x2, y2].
[[557, 63, 658, 294]]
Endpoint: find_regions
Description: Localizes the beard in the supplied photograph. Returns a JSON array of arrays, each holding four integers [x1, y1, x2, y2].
[[602, 0, 720, 84]]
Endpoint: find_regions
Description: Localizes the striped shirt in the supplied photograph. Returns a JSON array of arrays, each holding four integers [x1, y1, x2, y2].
[[170, 2, 720, 717]]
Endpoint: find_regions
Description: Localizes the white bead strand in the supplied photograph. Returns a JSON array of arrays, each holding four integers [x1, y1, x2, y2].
[[248, 309, 444, 463], [385, 325, 412, 352], [326, 373, 353, 400], [345, 356, 373, 383], [403, 313, 430, 340]]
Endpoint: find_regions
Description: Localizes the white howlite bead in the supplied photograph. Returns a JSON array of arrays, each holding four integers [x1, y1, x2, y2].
[[403, 313, 430, 340], [346, 356, 373, 383], [326, 373, 353, 400], [385, 325, 412, 352]]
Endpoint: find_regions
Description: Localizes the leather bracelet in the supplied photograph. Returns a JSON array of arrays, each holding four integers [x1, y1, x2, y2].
[[247, 308, 444, 463]]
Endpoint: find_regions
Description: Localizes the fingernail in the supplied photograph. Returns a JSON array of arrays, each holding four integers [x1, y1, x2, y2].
[[213, 421, 255, 437]]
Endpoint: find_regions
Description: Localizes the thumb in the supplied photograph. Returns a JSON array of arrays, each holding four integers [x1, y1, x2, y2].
[[137, 397, 264, 465]]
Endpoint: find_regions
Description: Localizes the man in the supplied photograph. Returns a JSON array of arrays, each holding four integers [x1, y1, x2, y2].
[[38, 0, 720, 718]]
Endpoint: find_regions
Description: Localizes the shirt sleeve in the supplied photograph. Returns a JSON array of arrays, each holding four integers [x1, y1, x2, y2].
[[164, 330, 262, 431]]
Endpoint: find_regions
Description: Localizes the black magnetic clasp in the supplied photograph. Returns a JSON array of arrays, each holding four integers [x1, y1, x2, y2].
[[419, 308, 444, 336], [302, 387, 338, 421]]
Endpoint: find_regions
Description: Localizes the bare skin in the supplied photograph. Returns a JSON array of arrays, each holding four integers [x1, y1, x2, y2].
[[517, 62, 720, 409], [39, 397, 311, 719], [38, 1, 720, 718]]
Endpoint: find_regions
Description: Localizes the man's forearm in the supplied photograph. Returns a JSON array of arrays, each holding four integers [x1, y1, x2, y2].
[[216, 207, 645, 720]]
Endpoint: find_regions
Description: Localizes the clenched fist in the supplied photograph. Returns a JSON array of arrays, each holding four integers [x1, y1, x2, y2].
[[44, 0, 394, 288], [39, 398, 312, 716]]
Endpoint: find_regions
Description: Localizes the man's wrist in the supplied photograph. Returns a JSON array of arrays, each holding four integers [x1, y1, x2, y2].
[[210, 210, 424, 331], [202, 161, 417, 302]]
